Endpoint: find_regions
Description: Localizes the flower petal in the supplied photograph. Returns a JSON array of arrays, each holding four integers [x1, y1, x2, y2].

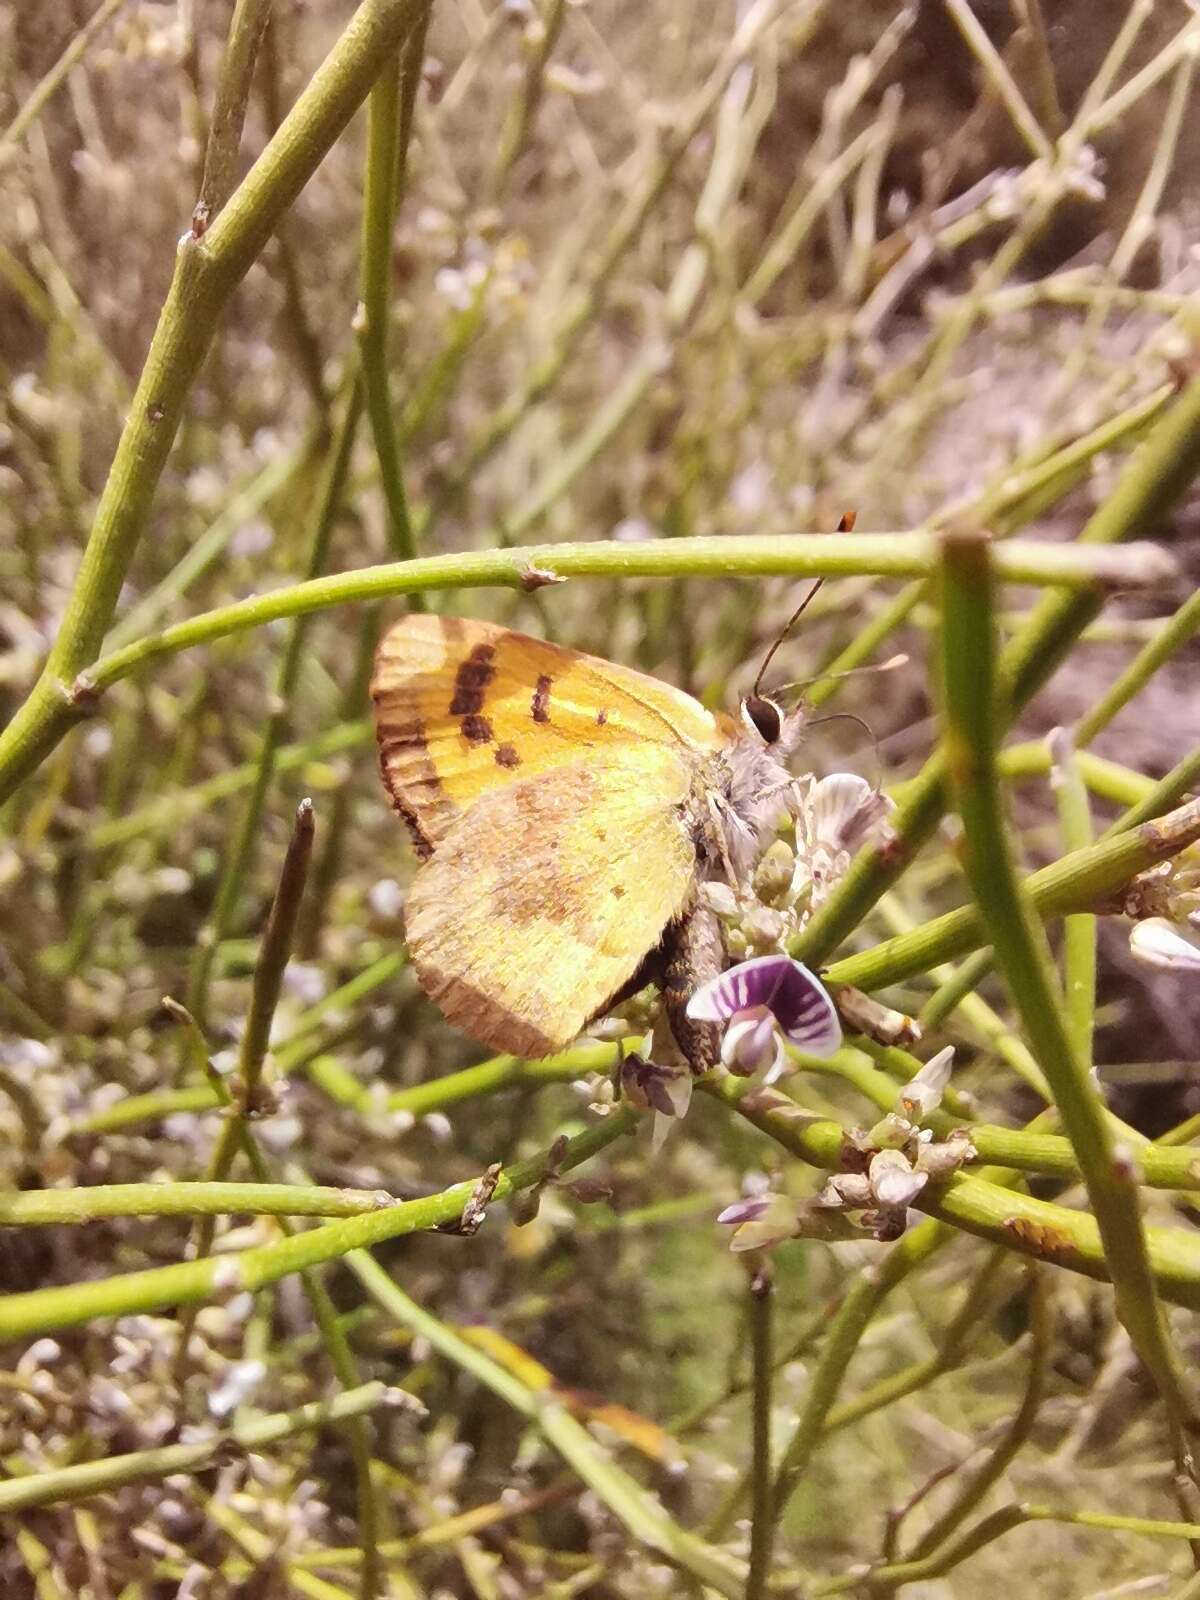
[[809, 774, 895, 854], [899, 1045, 955, 1119], [869, 1150, 928, 1209], [1129, 917, 1200, 973], [720, 1009, 778, 1075], [688, 956, 841, 1056]]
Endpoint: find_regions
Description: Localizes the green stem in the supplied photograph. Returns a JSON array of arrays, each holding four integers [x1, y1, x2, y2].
[[905, 1268, 1050, 1560], [0, 1382, 401, 1514], [746, 1265, 775, 1600], [196, 0, 273, 223], [175, 800, 314, 1373], [357, 46, 418, 566], [0, 0, 425, 808], [185, 386, 360, 1022], [792, 370, 1200, 968], [0, 1111, 636, 1341], [702, 1075, 1200, 1309], [939, 531, 1195, 1441], [65, 533, 1175, 713], [769, 1221, 947, 1518], [348, 1250, 747, 1598], [0, 0, 126, 153], [1050, 729, 1097, 1063], [823, 790, 1200, 993], [0, 1181, 398, 1225]]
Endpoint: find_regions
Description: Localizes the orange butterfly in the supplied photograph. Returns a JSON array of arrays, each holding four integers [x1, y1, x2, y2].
[[371, 614, 804, 1069]]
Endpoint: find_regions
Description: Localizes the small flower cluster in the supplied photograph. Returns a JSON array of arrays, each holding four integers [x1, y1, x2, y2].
[[700, 773, 896, 967], [1122, 853, 1200, 974], [718, 1048, 976, 1252]]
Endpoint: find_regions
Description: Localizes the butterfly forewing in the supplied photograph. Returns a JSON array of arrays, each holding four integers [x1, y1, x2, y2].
[[372, 613, 723, 855]]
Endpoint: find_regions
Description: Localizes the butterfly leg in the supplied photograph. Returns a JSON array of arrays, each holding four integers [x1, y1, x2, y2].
[[661, 902, 726, 1073]]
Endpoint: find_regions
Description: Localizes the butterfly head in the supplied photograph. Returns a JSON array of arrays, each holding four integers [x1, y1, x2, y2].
[[740, 693, 781, 745], [738, 691, 806, 760]]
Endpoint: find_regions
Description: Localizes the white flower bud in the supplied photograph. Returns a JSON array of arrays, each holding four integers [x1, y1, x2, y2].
[[1129, 918, 1200, 972], [869, 1149, 928, 1210]]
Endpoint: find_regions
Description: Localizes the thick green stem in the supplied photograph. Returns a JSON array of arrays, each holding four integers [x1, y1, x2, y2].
[[939, 531, 1195, 1443], [792, 371, 1200, 968]]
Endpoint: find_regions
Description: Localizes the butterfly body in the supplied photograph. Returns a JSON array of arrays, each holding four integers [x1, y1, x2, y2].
[[371, 614, 802, 1064]]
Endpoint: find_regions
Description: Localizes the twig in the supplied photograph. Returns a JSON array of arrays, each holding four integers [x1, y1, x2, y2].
[[0, 1111, 637, 1340], [196, 0, 274, 226], [68, 533, 1178, 708], [348, 1250, 748, 1598], [0, 1382, 403, 1514]]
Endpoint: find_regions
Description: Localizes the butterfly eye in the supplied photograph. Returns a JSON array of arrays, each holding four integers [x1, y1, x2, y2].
[[742, 694, 782, 744]]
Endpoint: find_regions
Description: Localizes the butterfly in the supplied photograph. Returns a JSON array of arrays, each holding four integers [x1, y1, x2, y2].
[[371, 613, 807, 1071]]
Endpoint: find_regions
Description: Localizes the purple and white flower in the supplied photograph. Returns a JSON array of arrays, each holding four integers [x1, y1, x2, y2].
[[687, 954, 842, 1078]]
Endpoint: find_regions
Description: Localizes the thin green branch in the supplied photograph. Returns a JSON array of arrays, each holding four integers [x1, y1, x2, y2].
[[1050, 729, 1097, 1063], [825, 790, 1200, 993], [0, 1382, 403, 1514], [0, 1181, 397, 1224], [769, 1221, 947, 1518], [793, 370, 1200, 968], [0, 1111, 636, 1341], [0, 0, 126, 155], [939, 531, 1195, 1444], [0, 0, 425, 805], [66, 534, 1176, 711], [185, 385, 359, 1021], [348, 1250, 747, 1598], [746, 1264, 775, 1600], [357, 47, 418, 565], [905, 1267, 1050, 1559], [702, 1075, 1200, 1309], [196, 0, 274, 224], [175, 799, 314, 1373]]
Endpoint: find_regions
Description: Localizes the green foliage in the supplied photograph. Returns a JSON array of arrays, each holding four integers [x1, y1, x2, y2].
[[3, 2, 1200, 1596]]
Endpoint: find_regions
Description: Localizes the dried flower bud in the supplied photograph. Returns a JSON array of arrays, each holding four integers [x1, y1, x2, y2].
[[914, 1129, 977, 1178], [816, 1172, 874, 1208], [699, 881, 740, 918]]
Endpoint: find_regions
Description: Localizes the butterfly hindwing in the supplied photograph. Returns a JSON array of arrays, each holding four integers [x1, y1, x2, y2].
[[404, 748, 701, 1057], [371, 613, 722, 855]]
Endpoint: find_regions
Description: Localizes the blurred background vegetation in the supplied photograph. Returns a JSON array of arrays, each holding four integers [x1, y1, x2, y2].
[[2, 0, 1200, 1595]]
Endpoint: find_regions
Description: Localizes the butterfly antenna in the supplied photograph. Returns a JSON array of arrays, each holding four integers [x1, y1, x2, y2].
[[752, 511, 857, 699], [773, 653, 908, 699], [804, 710, 884, 792]]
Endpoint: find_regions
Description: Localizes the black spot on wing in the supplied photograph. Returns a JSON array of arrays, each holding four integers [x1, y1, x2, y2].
[[495, 743, 521, 768], [461, 713, 494, 745], [449, 644, 496, 716]]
